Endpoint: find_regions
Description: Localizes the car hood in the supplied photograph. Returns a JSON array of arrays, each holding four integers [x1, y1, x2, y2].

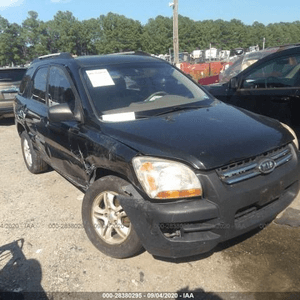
[[102, 102, 293, 170]]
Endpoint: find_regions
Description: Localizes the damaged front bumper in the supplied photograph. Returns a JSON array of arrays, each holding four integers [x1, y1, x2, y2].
[[117, 148, 300, 259], [118, 195, 221, 258]]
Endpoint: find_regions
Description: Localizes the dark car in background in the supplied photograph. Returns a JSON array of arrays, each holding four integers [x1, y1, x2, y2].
[[204, 45, 300, 137], [14, 52, 300, 259], [0, 67, 27, 119]]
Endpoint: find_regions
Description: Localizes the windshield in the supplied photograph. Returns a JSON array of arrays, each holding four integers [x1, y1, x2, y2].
[[219, 48, 280, 83], [82, 62, 211, 121]]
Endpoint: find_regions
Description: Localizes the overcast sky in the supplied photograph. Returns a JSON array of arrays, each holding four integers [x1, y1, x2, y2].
[[0, 0, 299, 26]]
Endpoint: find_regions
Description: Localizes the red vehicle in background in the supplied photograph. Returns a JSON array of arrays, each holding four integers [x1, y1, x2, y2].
[[181, 61, 229, 84], [197, 73, 220, 85]]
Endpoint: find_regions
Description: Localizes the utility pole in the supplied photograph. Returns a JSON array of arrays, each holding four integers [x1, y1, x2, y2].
[[171, 0, 179, 66]]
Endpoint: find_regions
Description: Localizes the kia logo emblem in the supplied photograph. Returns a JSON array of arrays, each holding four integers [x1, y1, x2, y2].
[[258, 159, 276, 174]]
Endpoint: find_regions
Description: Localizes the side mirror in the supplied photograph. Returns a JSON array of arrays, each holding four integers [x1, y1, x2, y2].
[[48, 103, 77, 123], [230, 77, 239, 89]]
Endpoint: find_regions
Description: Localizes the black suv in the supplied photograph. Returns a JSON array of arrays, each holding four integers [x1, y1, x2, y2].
[[15, 52, 300, 259], [0, 67, 27, 119], [204, 45, 300, 136]]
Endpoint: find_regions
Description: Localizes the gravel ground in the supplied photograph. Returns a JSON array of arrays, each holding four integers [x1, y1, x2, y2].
[[0, 118, 299, 299]]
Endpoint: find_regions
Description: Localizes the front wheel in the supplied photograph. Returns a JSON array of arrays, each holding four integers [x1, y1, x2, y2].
[[82, 176, 143, 258]]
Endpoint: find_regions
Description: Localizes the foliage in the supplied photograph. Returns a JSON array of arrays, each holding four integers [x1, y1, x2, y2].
[[141, 16, 173, 54], [96, 12, 142, 54], [0, 11, 300, 66]]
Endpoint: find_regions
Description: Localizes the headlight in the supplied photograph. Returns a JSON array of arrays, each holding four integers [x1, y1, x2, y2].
[[132, 156, 202, 199], [280, 122, 299, 149]]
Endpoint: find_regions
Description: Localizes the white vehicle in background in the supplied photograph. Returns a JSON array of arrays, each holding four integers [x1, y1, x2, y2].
[[205, 48, 218, 60]]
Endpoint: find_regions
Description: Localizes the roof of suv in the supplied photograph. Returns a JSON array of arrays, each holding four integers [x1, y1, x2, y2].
[[75, 53, 161, 67], [31, 52, 164, 69]]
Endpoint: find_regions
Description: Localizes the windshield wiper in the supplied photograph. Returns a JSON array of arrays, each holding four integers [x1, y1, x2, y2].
[[153, 105, 206, 116], [135, 104, 206, 118]]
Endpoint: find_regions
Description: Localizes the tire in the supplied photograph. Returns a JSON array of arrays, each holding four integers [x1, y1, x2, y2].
[[82, 176, 143, 258], [21, 131, 48, 174]]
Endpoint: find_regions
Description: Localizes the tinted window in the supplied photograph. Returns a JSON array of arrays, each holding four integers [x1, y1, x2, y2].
[[48, 66, 75, 106], [19, 68, 34, 97], [32, 67, 48, 103], [0, 69, 27, 82], [242, 54, 300, 89]]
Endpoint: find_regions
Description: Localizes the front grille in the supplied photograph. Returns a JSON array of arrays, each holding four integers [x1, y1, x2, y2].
[[217, 144, 293, 185]]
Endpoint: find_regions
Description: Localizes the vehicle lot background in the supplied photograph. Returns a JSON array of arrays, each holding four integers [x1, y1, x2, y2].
[[0, 118, 299, 298]]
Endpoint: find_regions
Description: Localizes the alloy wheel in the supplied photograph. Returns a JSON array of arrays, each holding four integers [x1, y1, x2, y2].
[[92, 191, 131, 245]]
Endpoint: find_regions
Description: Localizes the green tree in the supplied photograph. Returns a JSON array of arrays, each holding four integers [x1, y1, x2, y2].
[[46, 11, 82, 54], [194, 20, 223, 50], [178, 15, 198, 52], [218, 19, 248, 49], [79, 18, 101, 55], [0, 16, 24, 65], [266, 23, 287, 47], [0, 16, 11, 65], [21, 11, 47, 61], [96, 12, 142, 54], [288, 22, 300, 45], [141, 16, 173, 54], [1, 11, 300, 65], [248, 21, 266, 48]]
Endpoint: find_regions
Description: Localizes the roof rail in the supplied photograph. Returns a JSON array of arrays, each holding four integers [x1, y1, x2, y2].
[[109, 51, 151, 56], [32, 52, 73, 63], [266, 43, 300, 50]]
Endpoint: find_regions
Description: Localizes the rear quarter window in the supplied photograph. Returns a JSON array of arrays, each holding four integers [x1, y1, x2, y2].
[[19, 68, 34, 96]]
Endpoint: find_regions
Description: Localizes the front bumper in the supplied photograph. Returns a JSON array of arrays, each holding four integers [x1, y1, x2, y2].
[[118, 147, 300, 259]]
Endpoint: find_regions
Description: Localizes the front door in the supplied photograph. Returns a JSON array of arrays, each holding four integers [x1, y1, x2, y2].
[[44, 65, 89, 188]]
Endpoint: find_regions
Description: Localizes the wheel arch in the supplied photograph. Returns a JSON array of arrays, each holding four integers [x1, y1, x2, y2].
[[16, 121, 26, 137], [88, 166, 142, 198], [90, 167, 130, 187]]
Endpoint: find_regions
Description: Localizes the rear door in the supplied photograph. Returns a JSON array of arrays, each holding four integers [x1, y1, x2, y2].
[[20, 66, 50, 160]]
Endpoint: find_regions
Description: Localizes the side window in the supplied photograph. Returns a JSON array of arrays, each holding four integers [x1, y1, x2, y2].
[[242, 54, 300, 89], [48, 66, 75, 107], [32, 67, 48, 103]]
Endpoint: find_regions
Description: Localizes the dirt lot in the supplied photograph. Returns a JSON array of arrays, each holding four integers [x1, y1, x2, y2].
[[0, 118, 300, 299]]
